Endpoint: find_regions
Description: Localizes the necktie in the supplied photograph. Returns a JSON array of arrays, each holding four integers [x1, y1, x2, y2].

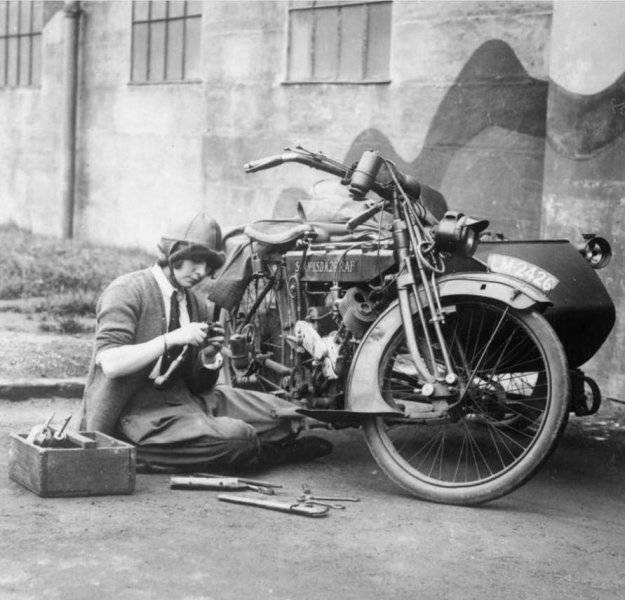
[[160, 290, 183, 374]]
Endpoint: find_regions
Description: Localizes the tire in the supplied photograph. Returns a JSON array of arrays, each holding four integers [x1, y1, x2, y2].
[[362, 298, 569, 505], [221, 271, 290, 393]]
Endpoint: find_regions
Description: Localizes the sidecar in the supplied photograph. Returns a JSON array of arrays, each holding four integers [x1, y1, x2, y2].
[[446, 237, 615, 414], [448, 239, 614, 368]]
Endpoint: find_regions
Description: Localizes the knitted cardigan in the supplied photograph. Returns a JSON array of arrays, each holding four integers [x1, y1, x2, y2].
[[80, 268, 218, 434]]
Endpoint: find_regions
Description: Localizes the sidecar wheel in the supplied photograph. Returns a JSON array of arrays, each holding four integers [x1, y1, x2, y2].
[[362, 299, 569, 506]]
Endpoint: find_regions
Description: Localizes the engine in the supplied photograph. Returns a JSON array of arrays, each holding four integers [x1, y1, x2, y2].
[[286, 284, 383, 406]]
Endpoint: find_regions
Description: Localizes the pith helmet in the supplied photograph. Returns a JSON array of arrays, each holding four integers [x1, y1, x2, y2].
[[158, 213, 225, 269]]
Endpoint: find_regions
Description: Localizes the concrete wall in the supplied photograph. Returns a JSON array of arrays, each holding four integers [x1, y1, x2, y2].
[[75, 1, 206, 248], [202, 1, 553, 239], [543, 0, 625, 397], [0, 3, 65, 235], [1, 0, 553, 243], [4, 0, 623, 391]]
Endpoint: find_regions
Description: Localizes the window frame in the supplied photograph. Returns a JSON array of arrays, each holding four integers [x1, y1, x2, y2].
[[130, 0, 202, 85], [284, 0, 392, 85], [0, 0, 43, 88]]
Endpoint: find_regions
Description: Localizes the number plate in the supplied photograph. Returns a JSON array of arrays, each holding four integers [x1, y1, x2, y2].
[[487, 254, 559, 293]]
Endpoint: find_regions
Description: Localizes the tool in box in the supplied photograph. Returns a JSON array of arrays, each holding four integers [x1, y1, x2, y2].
[[25, 413, 75, 448]]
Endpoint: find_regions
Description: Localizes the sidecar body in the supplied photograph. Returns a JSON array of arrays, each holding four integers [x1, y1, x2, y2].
[[448, 239, 615, 368]]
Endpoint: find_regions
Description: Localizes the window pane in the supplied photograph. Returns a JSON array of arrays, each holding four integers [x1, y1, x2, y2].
[[166, 18, 183, 80], [7, 35, 17, 84], [32, 1, 42, 31], [0, 39, 6, 85], [18, 34, 29, 84], [365, 2, 390, 79], [0, 3, 6, 34], [169, 0, 185, 18], [19, 0, 31, 34], [313, 7, 338, 81], [184, 15, 200, 79], [186, 1, 202, 17], [133, 0, 150, 22], [149, 21, 165, 81], [31, 32, 40, 84], [288, 9, 312, 80], [338, 4, 365, 80], [151, 0, 167, 20], [131, 22, 148, 81], [7, 0, 18, 35]]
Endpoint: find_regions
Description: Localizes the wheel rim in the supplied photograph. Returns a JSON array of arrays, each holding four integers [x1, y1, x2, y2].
[[377, 300, 553, 488]]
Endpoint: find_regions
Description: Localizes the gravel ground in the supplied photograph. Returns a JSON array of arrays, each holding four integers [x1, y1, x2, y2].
[[0, 310, 92, 379]]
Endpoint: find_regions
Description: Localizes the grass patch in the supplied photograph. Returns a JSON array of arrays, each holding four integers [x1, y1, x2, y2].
[[0, 222, 154, 322]]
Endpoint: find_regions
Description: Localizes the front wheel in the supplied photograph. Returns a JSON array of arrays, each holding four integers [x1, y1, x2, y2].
[[362, 298, 569, 505]]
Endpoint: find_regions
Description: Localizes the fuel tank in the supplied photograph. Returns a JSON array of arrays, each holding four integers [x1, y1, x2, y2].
[[284, 242, 395, 283], [448, 240, 615, 368]]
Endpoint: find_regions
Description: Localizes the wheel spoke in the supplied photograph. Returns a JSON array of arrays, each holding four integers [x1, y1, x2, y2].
[[374, 299, 565, 495]]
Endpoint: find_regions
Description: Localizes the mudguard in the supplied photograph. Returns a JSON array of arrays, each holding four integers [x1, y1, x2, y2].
[[345, 272, 552, 414]]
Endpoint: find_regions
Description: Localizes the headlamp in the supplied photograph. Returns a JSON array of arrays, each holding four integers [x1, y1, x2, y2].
[[433, 211, 489, 257]]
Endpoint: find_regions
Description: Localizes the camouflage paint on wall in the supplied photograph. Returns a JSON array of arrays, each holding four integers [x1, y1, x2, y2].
[[345, 39, 549, 239]]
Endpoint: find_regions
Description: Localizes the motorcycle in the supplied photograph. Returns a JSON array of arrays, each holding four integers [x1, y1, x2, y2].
[[205, 146, 614, 505]]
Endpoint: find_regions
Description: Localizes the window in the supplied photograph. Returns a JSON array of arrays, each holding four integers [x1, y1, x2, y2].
[[131, 0, 202, 83], [286, 0, 391, 83], [0, 1, 43, 87]]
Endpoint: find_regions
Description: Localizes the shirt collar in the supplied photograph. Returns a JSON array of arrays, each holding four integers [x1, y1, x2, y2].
[[151, 264, 181, 301]]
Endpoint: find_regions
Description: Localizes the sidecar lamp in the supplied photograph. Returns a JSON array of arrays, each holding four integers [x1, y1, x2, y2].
[[433, 211, 489, 257], [577, 234, 611, 269]]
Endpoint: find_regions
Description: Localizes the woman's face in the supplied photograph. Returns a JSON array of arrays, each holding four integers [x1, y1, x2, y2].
[[172, 259, 209, 288]]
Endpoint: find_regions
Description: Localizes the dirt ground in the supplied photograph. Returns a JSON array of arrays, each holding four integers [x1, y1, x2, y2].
[[1, 397, 625, 600], [1, 308, 625, 599]]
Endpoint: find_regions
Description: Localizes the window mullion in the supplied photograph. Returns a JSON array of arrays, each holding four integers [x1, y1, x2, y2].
[[163, 0, 169, 80], [16, 0, 20, 85], [2, 3, 7, 86], [362, 3, 370, 80], [181, 1, 187, 80], [335, 5, 341, 82], [310, 4, 316, 79], [146, 1, 152, 81], [28, 2, 33, 85]]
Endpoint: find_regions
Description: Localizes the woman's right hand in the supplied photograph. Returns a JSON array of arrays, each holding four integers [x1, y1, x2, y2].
[[164, 322, 209, 347]]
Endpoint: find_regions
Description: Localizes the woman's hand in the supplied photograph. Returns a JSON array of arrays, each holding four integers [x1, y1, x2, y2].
[[165, 322, 209, 347]]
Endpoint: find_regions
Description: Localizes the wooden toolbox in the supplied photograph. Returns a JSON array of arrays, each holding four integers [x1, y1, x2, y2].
[[8, 430, 136, 497]]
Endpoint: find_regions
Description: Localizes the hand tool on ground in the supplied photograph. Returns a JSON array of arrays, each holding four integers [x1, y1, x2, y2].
[[297, 485, 361, 509], [218, 494, 330, 517], [192, 473, 282, 489], [170, 476, 275, 494]]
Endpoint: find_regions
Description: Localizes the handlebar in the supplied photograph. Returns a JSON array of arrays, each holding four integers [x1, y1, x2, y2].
[[244, 150, 346, 179], [244, 146, 438, 225]]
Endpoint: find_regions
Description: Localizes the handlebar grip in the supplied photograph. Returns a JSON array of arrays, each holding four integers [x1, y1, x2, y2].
[[244, 155, 285, 173], [346, 202, 385, 231]]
